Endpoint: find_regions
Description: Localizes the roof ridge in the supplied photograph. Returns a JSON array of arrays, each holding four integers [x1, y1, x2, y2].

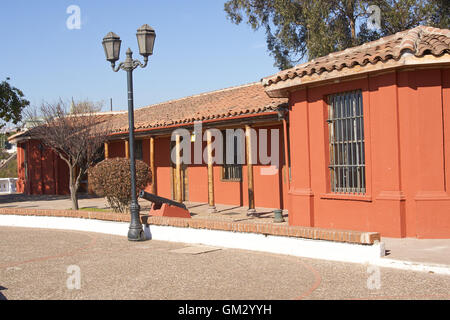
[[263, 25, 450, 87], [137, 82, 260, 111], [295, 26, 445, 69]]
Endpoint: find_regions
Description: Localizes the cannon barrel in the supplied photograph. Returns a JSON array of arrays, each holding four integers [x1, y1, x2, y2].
[[139, 190, 187, 210]]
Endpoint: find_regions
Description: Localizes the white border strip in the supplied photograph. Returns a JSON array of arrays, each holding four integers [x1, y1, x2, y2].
[[147, 223, 385, 264], [0, 215, 129, 237], [2, 215, 448, 274], [0, 215, 384, 264], [374, 258, 450, 275]]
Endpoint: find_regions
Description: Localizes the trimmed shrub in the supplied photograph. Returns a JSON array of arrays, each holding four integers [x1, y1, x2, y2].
[[88, 158, 152, 213]]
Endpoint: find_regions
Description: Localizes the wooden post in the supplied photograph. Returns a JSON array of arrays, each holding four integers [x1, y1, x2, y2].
[[104, 142, 109, 159], [150, 137, 156, 194], [125, 140, 130, 159], [175, 134, 182, 203], [206, 130, 217, 213], [246, 125, 256, 215]]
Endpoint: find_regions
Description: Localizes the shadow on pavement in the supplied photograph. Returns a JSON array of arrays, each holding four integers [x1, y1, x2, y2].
[[0, 193, 103, 204], [0, 286, 7, 300]]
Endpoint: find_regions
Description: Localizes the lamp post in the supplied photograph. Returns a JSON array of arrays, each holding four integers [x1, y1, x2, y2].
[[102, 24, 156, 241]]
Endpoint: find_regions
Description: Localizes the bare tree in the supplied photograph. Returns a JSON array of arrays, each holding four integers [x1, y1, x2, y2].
[[27, 99, 111, 210]]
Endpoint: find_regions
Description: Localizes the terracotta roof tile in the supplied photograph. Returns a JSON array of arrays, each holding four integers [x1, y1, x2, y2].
[[263, 25, 450, 87], [109, 83, 287, 133], [9, 112, 124, 142]]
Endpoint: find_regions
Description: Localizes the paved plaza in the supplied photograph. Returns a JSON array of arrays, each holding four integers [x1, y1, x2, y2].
[[2, 194, 450, 266], [0, 226, 449, 300], [0, 194, 287, 224], [1, 193, 450, 300]]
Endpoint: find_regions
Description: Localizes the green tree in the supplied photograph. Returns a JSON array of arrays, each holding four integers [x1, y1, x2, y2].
[[0, 80, 29, 128], [224, 0, 449, 70]]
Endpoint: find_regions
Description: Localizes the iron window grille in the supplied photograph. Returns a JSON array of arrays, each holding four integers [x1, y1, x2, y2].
[[222, 132, 242, 181], [327, 90, 366, 194], [135, 140, 143, 161]]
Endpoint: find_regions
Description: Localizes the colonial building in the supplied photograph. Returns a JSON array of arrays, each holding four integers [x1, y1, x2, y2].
[[102, 82, 289, 213], [10, 112, 123, 195], [11, 26, 450, 238], [263, 26, 450, 238]]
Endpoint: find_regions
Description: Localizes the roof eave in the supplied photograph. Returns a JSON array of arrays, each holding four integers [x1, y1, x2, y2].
[[108, 111, 283, 140], [7, 131, 30, 144]]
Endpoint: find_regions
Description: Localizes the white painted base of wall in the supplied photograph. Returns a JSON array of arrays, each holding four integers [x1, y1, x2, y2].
[[0, 215, 384, 265], [147, 223, 385, 264]]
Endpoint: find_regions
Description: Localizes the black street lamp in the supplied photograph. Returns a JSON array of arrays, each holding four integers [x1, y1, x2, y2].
[[102, 24, 156, 241]]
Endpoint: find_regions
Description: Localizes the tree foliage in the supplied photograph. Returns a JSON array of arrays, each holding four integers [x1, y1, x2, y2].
[[0, 80, 29, 128], [224, 0, 450, 70], [0, 153, 17, 178], [89, 158, 152, 213]]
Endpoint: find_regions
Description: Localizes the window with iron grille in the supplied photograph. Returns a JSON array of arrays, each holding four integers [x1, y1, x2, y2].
[[327, 90, 365, 194], [135, 140, 143, 161], [222, 131, 242, 181]]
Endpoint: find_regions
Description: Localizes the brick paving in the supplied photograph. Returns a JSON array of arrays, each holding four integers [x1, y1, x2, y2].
[[0, 193, 285, 224]]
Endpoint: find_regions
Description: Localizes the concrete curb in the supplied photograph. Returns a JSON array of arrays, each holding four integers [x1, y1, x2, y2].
[[0, 214, 383, 264], [1, 214, 449, 275], [372, 258, 450, 275], [0, 208, 381, 245]]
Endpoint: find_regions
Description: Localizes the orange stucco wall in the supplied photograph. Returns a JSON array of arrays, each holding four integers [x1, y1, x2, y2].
[[16, 140, 69, 195], [286, 68, 450, 238], [108, 140, 126, 158]]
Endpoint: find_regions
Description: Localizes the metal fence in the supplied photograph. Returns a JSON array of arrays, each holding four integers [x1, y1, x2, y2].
[[0, 178, 17, 194]]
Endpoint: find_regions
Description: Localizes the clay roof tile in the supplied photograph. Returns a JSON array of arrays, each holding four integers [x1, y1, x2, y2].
[[263, 25, 450, 88]]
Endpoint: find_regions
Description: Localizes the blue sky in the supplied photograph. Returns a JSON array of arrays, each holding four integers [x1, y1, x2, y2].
[[0, 0, 279, 113]]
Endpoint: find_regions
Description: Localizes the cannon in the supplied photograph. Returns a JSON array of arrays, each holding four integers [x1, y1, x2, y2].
[[139, 190, 191, 219]]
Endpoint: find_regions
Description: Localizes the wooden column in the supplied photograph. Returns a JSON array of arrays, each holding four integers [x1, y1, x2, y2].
[[125, 140, 129, 159], [104, 142, 109, 159], [246, 125, 256, 215], [150, 137, 156, 194], [206, 130, 217, 213], [175, 134, 182, 203]]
